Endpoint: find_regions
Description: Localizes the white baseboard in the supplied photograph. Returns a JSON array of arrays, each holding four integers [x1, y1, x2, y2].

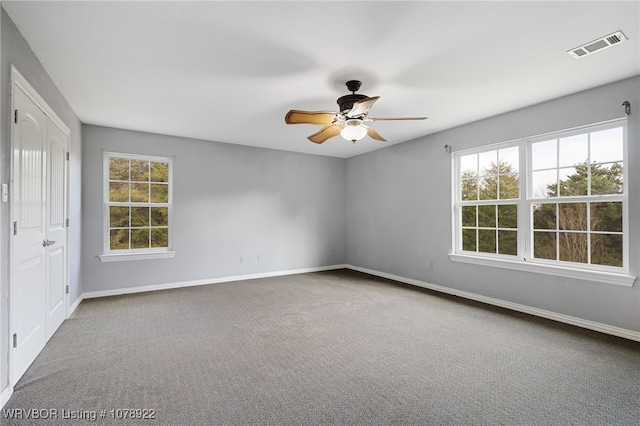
[[68, 294, 84, 316], [82, 264, 349, 299], [346, 265, 640, 343], [1, 386, 13, 409]]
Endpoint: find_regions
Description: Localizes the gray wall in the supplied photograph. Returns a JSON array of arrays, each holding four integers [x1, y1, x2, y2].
[[346, 76, 640, 332], [0, 7, 82, 396], [81, 125, 346, 292]]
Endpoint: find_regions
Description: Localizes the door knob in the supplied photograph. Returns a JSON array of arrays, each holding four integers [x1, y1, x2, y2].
[[42, 239, 56, 247]]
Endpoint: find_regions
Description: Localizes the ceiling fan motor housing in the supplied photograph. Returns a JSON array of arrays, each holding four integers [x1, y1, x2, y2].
[[337, 80, 367, 113], [337, 94, 368, 113]]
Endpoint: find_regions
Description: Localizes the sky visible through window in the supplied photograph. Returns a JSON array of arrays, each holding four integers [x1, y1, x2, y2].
[[530, 127, 623, 199]]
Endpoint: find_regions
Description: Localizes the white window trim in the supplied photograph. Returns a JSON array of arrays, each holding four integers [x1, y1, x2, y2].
[[100, 152, 174, 263], [99, 251, 176, 262], [451, 118, 636, 287], [449, 253, 635, 287]]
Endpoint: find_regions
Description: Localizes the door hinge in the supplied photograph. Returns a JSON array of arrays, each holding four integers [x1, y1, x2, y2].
[[13, 333, 17, 348], [66, 285, 70, 294], [13, 221, 17, 235], [14, 109, 18, 124], [66, 152, 70, 161], [66, 218, 70, 228]]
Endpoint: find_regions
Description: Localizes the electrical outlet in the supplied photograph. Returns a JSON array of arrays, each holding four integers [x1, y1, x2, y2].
[[240, 255, 244, 263], [428, 262, 434, 271]]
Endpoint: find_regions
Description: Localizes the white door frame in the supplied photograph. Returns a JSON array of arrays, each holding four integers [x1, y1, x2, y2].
[[8, 66, 70, 385]]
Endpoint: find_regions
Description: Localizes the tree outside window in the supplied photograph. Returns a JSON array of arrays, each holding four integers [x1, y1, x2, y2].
[[105, 153, 172, 252]]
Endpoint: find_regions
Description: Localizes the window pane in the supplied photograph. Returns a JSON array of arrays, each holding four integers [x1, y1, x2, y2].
[[531, 170, 557, 198], [533, 203, 556, 230], [590, 202, 622, 233], [559, 232, 587, 263], [498, 146, 519, 173], [460, 154, 477, 174], [150, 162, 169, 182], [531, 139, 557, 170], [498, 204, 517, 229], [462, 229, 476, 251], [151, 228, 169, 248], [591, 234, 623, 267], [558, 166, 587, 196], [110, 229, 129, 250], [130, 183, 149, 202], [109, 182, 129, 202], [478, 150, 497, 175], [461, 178, 478, 201], [478, 229, 496, 253], [559, 203, 587, 231], [462, 206, 476, 227], [591, 163, 623, 195], [131, 228, 150, 249], [130, 160, 149, 181], [478, 205, 496, 228], [109, 158, 129, 180], [558, 134, 588, 167], [498, 230, 517, 255], [109, 206, 129, 228], [590, 127, 623, 164], [151, 207, 169, 226], [533, 231, 556, 260], [498, 173, 519, 199], [479, 176, 497, 200], [131, 207, 149, 227], [150, 183, 169, 203]]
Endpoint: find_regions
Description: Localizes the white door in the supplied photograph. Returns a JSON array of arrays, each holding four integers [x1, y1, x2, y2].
[[10, 78, 69, 383], [10, 86, 48, 382], [45, 119, 68, 340]]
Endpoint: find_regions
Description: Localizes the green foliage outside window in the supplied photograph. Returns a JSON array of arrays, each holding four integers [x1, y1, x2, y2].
[[107, 156, 170, 251], [461, 159, 519, 255], [532, 161, 623, 267]]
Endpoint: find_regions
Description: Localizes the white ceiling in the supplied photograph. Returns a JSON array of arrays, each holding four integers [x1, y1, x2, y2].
[[3, 1, 639, 158]]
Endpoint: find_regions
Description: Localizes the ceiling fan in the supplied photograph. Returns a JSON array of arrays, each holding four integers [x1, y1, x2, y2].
[[285, 80, 428, 144]]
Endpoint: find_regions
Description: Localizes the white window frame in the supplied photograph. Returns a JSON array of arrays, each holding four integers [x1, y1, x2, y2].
[[450, 118, 635, 287], [99, 152, 176, 262]]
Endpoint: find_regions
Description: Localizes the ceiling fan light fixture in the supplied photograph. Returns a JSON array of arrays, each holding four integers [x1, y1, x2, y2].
[[340, 119, 367, 142]]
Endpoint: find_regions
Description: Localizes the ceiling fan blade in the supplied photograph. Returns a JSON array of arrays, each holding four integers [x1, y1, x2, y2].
[[367, 116, 428, 121], [346, 96, 380, 118], [363, 125, 386, 142], [308, 124, 342, 144], [285, 110, 337, 125]]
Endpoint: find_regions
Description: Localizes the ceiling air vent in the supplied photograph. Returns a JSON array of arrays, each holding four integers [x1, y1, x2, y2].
[[568, 31, 627, 59]]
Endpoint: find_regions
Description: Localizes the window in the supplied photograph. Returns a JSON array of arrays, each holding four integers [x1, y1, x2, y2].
[[100, 152, 175, 262], [451, 119, 633, 286], [460, 145, 520, 256]]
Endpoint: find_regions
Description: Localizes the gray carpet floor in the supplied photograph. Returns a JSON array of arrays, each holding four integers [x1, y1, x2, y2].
[[3, 269, 640, 425]]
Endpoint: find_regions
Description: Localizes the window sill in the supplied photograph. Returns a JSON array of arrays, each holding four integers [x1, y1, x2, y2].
[[99, 251, 176, 263], [448, 253, 636, 287]]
